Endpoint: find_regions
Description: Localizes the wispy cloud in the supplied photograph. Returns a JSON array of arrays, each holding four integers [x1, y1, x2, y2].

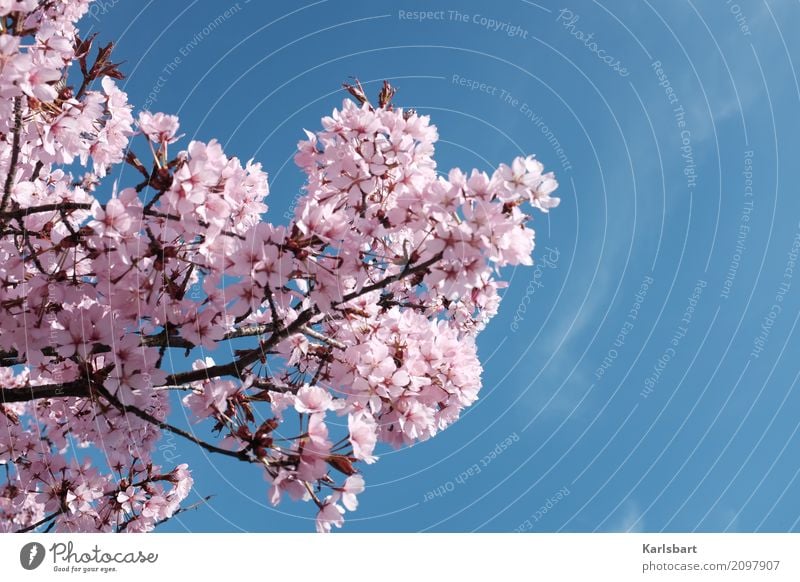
[[608, 499, 645, 532]]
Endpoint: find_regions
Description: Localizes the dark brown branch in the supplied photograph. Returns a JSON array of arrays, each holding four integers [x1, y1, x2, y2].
[[250, 379, 299, 393], [15, 509, 62, 533], [141, 324, 274, 349], [159, 317, 299, 386], [16, 487, 213, 533], [30, 160, 44, 182], [341, 251, 443, 303], [0, 202, 92, 221], [163, 251, 443, 386], [1, 382, 250, 461], [1, 252, 443, 397], [0, 325, 275, 367], [95, 384, 250, 462], [0, 96, 23, 230], [0, 380, 89, 403]]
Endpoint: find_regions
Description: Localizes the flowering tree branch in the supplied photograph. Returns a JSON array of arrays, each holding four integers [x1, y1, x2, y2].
[[0, 202, 92, 222], [0, 1, 560, 534], [0, 96, 23, 230], [1, 379, 88, 402], [95, 384, 251, 461]]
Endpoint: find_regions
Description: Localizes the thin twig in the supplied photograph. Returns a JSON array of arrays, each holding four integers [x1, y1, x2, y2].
[[15, 509, 62, 533], [95, 384, 251, 462], [155, 495, 214, 527]]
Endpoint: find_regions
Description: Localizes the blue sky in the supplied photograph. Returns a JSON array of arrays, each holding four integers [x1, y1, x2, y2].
[[82, 0, 800, 532]]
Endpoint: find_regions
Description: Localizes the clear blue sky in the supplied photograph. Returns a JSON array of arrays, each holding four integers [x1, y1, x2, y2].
[[84, 0, 800, 532]]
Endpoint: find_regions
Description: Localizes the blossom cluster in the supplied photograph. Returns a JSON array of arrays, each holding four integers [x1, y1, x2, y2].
[[0, 3, 558, 532]]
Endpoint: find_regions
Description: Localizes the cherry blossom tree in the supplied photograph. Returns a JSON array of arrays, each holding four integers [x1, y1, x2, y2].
[[0, 0, 559, 533]]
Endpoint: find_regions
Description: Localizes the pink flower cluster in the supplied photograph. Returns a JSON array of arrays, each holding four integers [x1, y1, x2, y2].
[[0, 3, 558, 532]]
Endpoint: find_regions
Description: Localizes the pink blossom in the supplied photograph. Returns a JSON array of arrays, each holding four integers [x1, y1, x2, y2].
[[116, 486, 145, 514], [268, 469, 308, 506], [340, 474, 365, 511], [138, 111, 181, 144], [315, 498, 344, 533], [348, 413, 377, 463], [89, 197, 132, 239], [294, 384, 333, 414]]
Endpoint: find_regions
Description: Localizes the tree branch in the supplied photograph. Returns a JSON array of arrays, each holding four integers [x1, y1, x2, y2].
[[164, 251, 442, 385], [95, 384, 251, 462], [141, 324, 274, 349], [0, 380, 89, 403], [15, 509, 62, 533], [300, 325, 345, 349], [340, 251, 443, 303], [0, 202, 92, 222], [1, 382, 251, 462], [1, 253, 443, 396], [155, 494, 214, 528], [0, 96, 23, 231]]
